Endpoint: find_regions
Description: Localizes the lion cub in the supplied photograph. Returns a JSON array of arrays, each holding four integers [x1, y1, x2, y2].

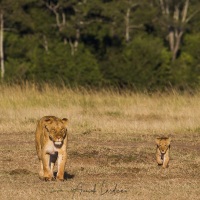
[[35, 116, 68, 181], [155, 137, 171, 168]]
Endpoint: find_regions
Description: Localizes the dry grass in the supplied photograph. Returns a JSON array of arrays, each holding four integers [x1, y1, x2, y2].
[[0, 84, 200, 200]]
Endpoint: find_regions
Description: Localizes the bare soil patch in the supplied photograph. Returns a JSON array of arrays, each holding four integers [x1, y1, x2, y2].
[[1, 131, 200, 200]]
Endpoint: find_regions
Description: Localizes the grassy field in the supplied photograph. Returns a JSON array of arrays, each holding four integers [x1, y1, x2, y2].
[[0, 84, 200, 200]]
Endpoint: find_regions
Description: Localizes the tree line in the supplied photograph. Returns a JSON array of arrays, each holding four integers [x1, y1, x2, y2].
[[0, 0, 200, 91]]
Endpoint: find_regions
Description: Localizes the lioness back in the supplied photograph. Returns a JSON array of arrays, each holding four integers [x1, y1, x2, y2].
[[35, 116, 68, 181]]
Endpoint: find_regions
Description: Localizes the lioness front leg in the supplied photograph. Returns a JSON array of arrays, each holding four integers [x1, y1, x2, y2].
[[56, 152, 67, 181], [39, 160, 44, 179], [50, 152, 58, 179], [42, 152, 53, 181]]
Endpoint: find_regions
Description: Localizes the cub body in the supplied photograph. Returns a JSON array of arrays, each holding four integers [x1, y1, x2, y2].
[[155, 137, 171, 168], [35, 116, 68, 181]]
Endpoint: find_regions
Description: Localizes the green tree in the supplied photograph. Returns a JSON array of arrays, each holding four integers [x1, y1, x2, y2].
[[170, 33, 200, 89], [152, 0, 200, 61], [103, 33, 171, 90]]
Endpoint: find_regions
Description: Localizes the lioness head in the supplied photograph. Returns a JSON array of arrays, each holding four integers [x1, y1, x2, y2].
[[44, 116, 68, 145], [155, 137, 171, 154]]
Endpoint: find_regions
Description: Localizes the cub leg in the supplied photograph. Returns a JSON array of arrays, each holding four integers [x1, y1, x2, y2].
[[156, 153, 163, 165], [56, 152, 67, 181], [162, 155, 169, 168]]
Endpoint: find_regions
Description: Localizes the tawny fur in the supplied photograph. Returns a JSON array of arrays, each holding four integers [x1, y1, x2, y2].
[[35, 116, 68, 181], [155, 137, 171, 168]]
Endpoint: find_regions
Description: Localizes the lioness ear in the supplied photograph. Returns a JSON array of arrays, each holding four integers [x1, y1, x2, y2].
[[43, 117, 53, 131], [44, 118, 53, 124], [155, 138, 160, 145], [62, 118, 68, 128]]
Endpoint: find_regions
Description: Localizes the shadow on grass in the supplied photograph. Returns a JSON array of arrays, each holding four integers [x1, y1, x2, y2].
[[6, 169, 75, 182], [9, 169, 36, 175], [53, 171, 75, 180]]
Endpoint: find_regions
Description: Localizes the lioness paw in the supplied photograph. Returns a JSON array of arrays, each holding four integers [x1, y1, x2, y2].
[[56, 177, 64, 181]]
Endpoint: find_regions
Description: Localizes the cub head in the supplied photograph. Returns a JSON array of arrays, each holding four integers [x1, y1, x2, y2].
[[44, 116, 68, 146], [155, 137, 171, 154]]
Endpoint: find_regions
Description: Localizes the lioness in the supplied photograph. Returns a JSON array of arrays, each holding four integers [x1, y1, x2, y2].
[[155, 137, 171, 168], [35, 116, 68, 181]]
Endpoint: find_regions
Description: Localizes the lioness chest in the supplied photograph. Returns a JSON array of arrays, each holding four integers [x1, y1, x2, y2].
[[44, 140, 64, 155]]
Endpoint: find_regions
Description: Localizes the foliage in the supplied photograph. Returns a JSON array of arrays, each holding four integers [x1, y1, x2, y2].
[[1, 0, 200, 90], [101, 34, 171, 90]]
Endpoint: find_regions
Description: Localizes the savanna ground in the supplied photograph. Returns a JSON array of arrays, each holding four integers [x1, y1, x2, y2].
[[0, 85, 200, 200]]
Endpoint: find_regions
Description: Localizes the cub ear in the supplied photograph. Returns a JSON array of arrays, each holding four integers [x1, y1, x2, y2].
[[62, 118, 68, 128], [155, 138, 160, 145], [167, 137, 171, 145]]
